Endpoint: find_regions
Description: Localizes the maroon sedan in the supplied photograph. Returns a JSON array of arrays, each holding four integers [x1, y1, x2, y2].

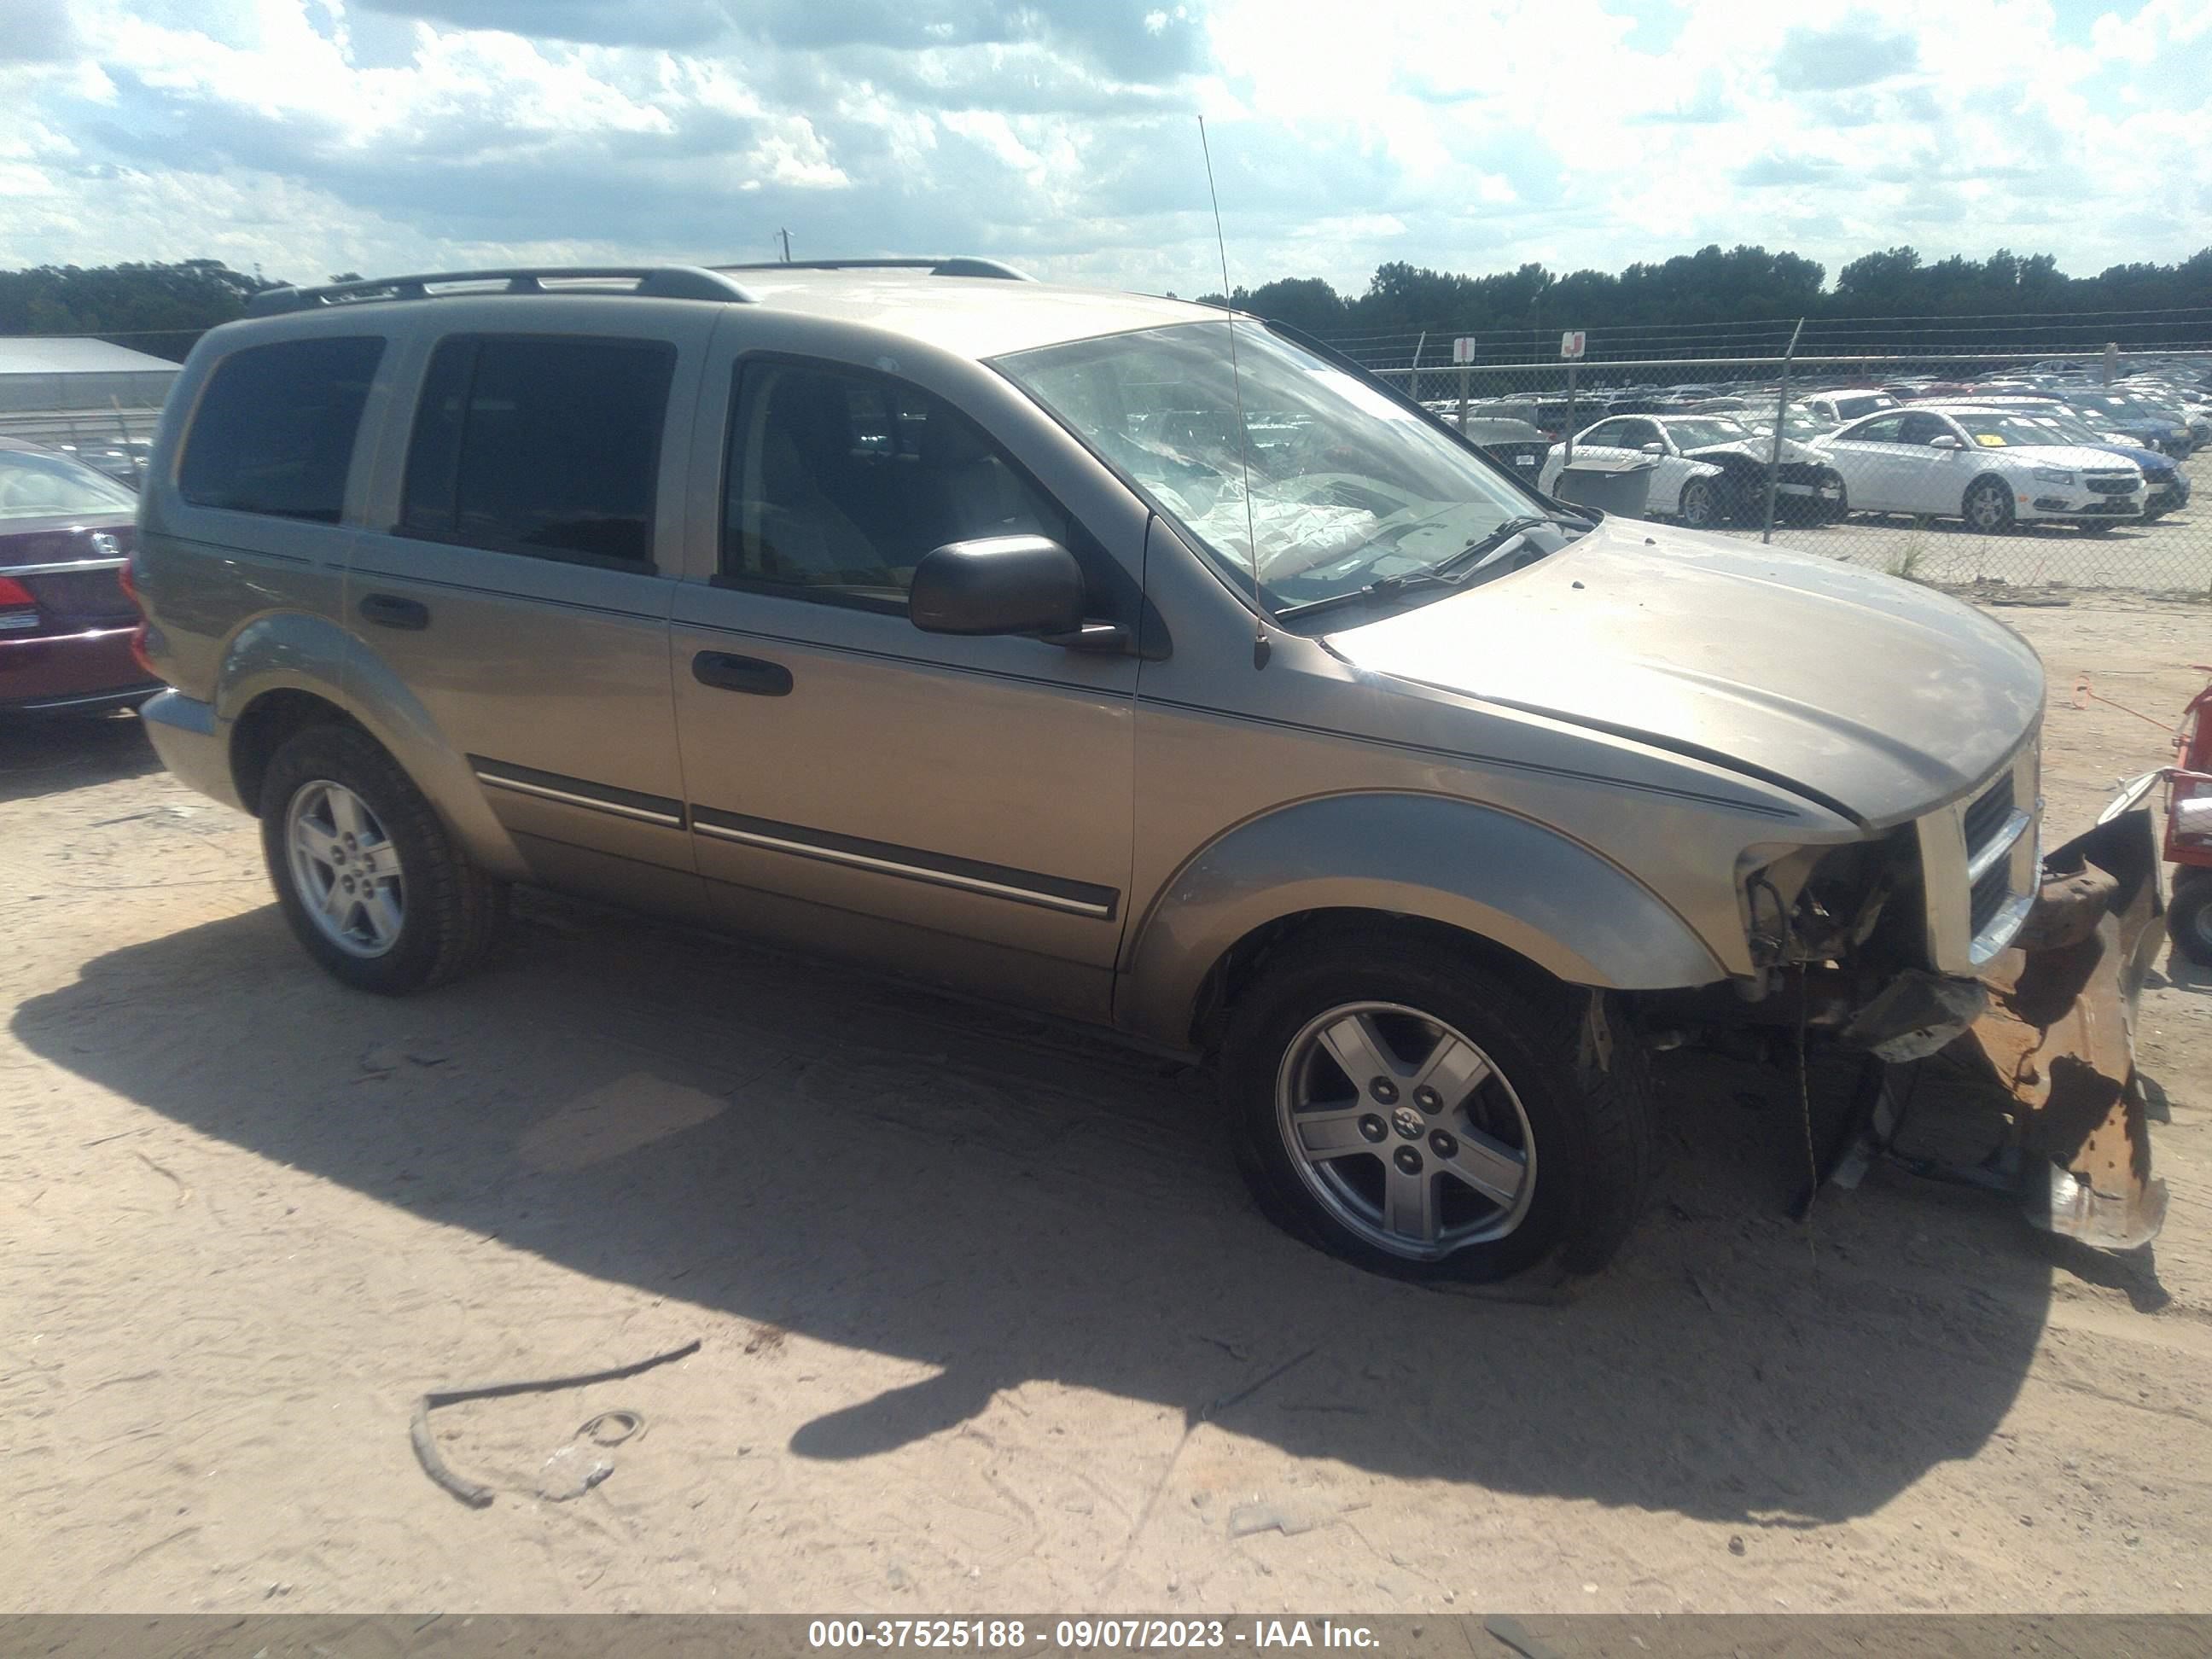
[[0, 436, 157, 717]]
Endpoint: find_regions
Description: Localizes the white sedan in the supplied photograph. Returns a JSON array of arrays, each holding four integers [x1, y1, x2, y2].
[[1812, 406, 2147, 531], [1537, 414, 1843, 527]]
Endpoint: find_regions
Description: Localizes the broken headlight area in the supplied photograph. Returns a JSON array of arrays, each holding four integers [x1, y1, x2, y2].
[[1660, 805, 2168, 1252]]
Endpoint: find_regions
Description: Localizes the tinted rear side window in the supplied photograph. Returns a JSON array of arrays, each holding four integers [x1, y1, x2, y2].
[[178, 336, 385, 522], [400, 335, 673, 567]]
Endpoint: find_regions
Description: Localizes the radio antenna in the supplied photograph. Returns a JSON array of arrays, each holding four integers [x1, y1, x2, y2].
[[1198, 116, 1269, 670]]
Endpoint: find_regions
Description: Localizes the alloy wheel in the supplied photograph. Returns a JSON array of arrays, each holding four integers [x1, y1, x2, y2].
[[1274, 1001, 1536, 1260], [284, 779, 405, 958]]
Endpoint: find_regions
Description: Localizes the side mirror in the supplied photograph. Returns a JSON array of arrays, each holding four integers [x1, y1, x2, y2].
[[1640, 442, 1666, 456], [911, 535, 1086, 637], [1929, 434, 1965, 450]]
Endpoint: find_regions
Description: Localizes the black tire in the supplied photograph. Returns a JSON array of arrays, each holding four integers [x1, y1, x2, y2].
[[2172, 871, 2212, 969], [1822, 474, 1851, 524], [1677, 477, 1718, 529], [258, 723, 506, 993], [1220, 924, 1655, 1283], [1962, 475, 2015, 533]]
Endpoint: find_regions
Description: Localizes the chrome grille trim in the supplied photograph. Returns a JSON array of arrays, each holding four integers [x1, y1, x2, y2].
[[1918, 737, 2042, 974]]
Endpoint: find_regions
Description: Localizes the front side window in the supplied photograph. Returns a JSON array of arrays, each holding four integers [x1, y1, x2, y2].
[[1895, 413, 1953, 446], [401, 335, 673, 566], [721, 361, 1069, 613], [0, 445, 137, 521], [179, 335, 385, 522], [997, 323, 1550, 612]]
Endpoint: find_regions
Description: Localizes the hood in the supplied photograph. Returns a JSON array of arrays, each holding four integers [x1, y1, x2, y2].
[[1685, 436, 1826, 468], [1324, 517, 2044, 829], [2089, 443, 2169, 472]]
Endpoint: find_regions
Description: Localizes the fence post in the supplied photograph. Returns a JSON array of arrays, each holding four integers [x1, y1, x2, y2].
[[1458, 359, 1470, 435], [110, 396, 143, 486], [1409, 331, 1426, 406], [1761, 318, 1805, 545]]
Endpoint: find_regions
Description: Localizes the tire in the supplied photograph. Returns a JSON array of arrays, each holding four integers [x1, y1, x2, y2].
[[258, 723, 506, 993], [1962, 475, 2015, 533], [2172, 871, 2212, 970], [1677, 477, 1718, 529], [1220, 924, 1655, 1283]]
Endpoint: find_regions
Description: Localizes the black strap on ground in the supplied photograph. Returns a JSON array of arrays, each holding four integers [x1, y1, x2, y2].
[[408, 1338, 701, 1508]]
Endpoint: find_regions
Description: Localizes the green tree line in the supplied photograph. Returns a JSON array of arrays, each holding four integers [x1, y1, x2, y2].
[[1202, 244, 2212, 358], [0, 259, 282, 358], [7, 247, 2212, 364]]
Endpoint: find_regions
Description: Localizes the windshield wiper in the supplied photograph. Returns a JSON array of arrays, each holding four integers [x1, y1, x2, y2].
[[1274, 515, 1567, 622], [1417, 515, 1557, 580]]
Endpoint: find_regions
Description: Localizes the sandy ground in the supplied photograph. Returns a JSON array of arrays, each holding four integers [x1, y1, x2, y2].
[[4, 596, 2211, 1617]]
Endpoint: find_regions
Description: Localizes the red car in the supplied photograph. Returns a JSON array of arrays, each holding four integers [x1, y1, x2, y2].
[[0, 436, 157, 717]]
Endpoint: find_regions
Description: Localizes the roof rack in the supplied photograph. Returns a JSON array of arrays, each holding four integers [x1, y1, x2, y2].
[[244, 265, 760, 317], [712, 257, 1033, 282]]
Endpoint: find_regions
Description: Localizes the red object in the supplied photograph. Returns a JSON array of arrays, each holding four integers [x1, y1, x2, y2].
[[2165, 671, 2212, 874]]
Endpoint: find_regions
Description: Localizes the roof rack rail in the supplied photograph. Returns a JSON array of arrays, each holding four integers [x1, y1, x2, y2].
[[244, 265, 760, 317], [712, 257, 1034, 282]]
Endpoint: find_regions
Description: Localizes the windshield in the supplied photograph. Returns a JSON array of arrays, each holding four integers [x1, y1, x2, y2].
[[2076, 392, 2174, 421], [0, 445, 137, 521], [2022, 411, 2120, 447], [996, 323, 1553, 613], [1949, 412, 2083, 449], [1770, 409, 1834, 439], [1662, 417, 1753, 450]]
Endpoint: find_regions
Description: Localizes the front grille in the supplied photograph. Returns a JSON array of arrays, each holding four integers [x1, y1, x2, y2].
[[1970, 859, 2011, 938], [1962, 773, 2014, 851], [2086, 473, 2136, 495]]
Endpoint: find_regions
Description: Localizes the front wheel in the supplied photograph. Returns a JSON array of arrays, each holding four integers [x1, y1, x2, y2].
[[1962, 476, 2015, 533], [1677, 477, 1718, 528], [259, 724, 506, 993], [1220, 927, 1655, 1282]]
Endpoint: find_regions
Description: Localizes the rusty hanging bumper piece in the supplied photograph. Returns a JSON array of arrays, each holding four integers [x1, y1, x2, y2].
[[1957, 807, 2169, 1250]]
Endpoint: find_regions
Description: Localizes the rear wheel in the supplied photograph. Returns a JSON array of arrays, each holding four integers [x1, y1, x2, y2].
[[2172, 871, 2212, 969], [259, 724, 506, 993], [1220, 926, 1654, 1282], [1962, 475, 2015, 533]]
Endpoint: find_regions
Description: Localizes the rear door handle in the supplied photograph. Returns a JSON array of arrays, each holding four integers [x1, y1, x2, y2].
[[692, 651, 793, 696], [358, 593, 430, 631]]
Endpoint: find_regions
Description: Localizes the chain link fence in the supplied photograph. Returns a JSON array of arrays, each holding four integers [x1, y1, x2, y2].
[[1336, 339, 2212, 596], [0, 404, 158, 488]]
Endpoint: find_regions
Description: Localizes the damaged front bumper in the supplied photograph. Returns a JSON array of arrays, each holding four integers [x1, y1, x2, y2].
[[1957, 808, 2168, 1249], [1837, 808, 2170, 1249]]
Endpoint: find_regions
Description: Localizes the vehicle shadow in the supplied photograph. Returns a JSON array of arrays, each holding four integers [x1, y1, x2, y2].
[[10, 894, 2061, 1526], [0, 709, 160, 806]]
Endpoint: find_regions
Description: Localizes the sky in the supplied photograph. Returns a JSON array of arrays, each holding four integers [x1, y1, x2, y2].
[[0, 0, 2205, 298]]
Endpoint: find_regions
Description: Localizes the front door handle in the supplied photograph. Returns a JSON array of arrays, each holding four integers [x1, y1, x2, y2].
[[693, 651, 793, 696], [358, 592, 430, 631]]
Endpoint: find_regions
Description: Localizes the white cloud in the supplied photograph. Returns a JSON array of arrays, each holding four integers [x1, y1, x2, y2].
[[0, 0, 2202, 294]]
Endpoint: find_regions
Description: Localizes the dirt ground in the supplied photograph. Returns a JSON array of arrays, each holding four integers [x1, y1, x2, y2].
[[4, 595, 2210, 1617]]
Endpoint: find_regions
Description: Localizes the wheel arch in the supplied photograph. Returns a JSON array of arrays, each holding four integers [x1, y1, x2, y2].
[[214, 614, 529, 880], [1115, 791, 1729, 1054]]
